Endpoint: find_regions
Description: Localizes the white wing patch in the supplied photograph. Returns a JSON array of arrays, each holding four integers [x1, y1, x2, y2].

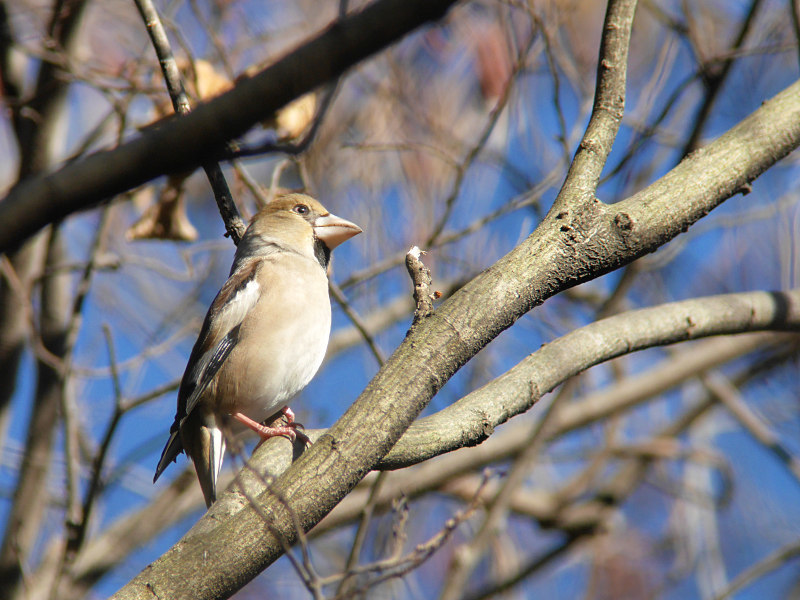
[[215, 279, 260, 333], [209, 425, 226, 494]]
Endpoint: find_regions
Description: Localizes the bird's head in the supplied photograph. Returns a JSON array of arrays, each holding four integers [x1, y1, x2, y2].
[[232, 193, 362, 271]]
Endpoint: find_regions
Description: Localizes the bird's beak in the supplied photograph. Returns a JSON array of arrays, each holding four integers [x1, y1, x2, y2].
[[313, 213, 362, 249]]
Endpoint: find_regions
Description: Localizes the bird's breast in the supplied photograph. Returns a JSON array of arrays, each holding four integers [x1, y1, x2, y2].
[[214, 257, 331, 423]]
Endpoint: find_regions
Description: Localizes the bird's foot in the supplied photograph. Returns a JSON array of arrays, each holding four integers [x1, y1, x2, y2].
[[233, 409, 311, 448]]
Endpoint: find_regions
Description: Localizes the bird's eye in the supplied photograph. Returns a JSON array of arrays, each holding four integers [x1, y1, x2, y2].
[[293, 204, 310, 215]]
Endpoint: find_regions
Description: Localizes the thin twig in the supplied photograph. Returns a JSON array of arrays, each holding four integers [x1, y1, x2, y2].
[[337, 171, 555, 292], [329, 282, 386, 366], [121, 380, 181, 412], [680, 0, 763, 156], [332, 473, 490, 599], [70, 326, 126, 556], [424, 27, 536, 247], [226, 80, 340, 159], [405, 247, 434, 325], [0, 256, 63, 372], [73, 320, 198, 379], [133, 0, 246, 243], [534, 12, 572, 167], [702, 372, 800, 483], [62, 210, 112, 508], [712, 539, 800, 600], [463, 536, 583, 600], [231, 162, 271, 208], [791, 0, 800, 69], [335, 471, 388, 597], [51, 206, 112, 595], [439, 393, 563, 600]]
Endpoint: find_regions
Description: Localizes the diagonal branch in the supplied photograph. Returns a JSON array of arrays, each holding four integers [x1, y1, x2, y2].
[[68, 304, 795, 594], [0, 0, 461, 254]]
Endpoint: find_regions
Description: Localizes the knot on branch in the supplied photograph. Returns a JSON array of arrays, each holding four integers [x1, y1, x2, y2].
[[405, 246, 434, 325]]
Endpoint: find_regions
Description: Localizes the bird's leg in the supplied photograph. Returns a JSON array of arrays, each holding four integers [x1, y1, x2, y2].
[[232, 409, 311, 447]]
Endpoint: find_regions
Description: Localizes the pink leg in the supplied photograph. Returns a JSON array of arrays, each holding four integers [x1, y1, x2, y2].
[[233, 409, 311, 447]]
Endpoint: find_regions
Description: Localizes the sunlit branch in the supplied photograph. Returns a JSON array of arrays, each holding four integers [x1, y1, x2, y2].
[[552, 0, 638, 212], [133, 0, 246, 243]]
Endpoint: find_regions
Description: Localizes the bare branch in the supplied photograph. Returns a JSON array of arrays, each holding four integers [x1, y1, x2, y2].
[[133, 0, 245, 242], [381, 291, 800, 469], [553, 0, 638, 211], [0, 0, 461, 253]]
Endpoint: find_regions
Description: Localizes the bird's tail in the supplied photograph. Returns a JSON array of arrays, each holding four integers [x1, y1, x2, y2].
[[188, 424, 226, 507], [153, 429, 183, 483]]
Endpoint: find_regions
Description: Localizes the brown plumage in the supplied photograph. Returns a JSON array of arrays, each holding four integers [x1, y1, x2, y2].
[[154, 194, 361, 507]]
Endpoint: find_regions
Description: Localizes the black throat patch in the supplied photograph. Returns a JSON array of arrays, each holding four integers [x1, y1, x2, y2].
[[313, 237, 331, 270]]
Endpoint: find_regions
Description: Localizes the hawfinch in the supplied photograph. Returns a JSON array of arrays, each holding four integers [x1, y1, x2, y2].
[[153, 193, 362, 507]]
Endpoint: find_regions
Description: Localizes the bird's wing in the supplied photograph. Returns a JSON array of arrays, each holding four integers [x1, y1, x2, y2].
[[153, 261, 262, 481], [180, 260, 262, 417], [182, 323, 241, 417]]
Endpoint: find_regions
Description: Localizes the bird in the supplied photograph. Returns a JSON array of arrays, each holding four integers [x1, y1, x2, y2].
[[153, 193, 362, 507]]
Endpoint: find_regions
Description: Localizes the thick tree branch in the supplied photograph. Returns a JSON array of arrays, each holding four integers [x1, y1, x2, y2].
[[64, 309, 794, 594], [380, 298, 796, 469], [311, 336, 796, 535], [116, 291, 798, 600]]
